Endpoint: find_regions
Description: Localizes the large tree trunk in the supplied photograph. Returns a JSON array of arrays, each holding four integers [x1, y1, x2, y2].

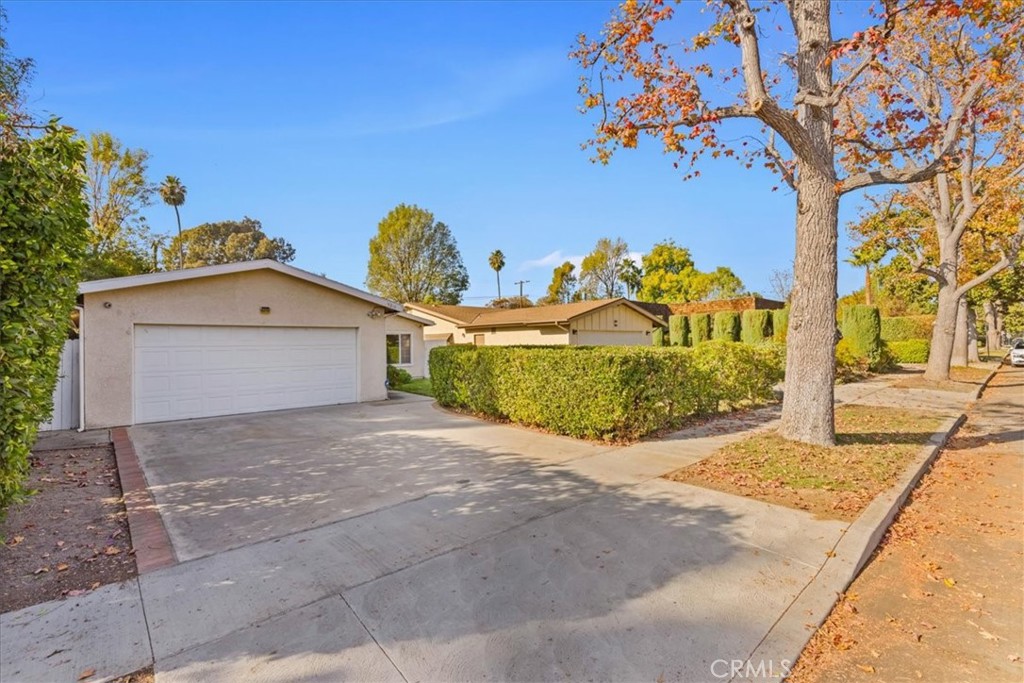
[[924, 236, 958, 381], [951, 296, 969, 366], [984, 301, 1000, 352], [779, 0, 837, 447], [864, 265, 872, 306], [967, 306, 981, 362]]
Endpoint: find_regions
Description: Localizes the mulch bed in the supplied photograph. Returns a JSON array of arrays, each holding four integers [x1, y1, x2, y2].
[[1, 444, 137, 614]]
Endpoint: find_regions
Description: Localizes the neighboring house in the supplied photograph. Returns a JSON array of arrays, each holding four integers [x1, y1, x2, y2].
[[384, 311, 433, 379], [405, 299, 666, 347], [77, 260, 403, 428]]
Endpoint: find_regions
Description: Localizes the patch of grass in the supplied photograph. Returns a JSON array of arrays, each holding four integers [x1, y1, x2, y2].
[[396, 377, 433, 397], [892, 364, 993, 393], [665, 405, 946, 521]]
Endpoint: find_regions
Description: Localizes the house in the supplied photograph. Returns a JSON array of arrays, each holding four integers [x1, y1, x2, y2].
[[404, 299, 667, 347], [77, 260, 404, 428], [384, 311, 434, 378]]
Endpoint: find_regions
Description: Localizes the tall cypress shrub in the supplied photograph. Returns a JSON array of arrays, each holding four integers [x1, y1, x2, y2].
[[713, 311, 741, 341], [690, 313, 712, 344], [668, 315, 690, 346], [741, 310, 773, 344], [772, 308, 789, 343], [841, 305, 882, 361]]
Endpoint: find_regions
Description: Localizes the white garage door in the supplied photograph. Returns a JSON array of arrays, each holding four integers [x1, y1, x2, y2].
[[134, 325, 358, 424], [575, 330, 651, 346]]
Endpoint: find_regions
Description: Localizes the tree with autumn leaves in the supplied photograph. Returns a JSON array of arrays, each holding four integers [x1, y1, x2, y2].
[[573, 0, 1022, 446], [842, 4, 1023, 381]]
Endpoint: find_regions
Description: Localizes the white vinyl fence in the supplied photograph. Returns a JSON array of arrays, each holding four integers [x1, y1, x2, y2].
[[39, 339, 79, 432]]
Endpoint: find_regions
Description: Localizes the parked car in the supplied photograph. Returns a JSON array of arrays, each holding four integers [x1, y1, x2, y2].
[[1011, 341, 1024, 367]]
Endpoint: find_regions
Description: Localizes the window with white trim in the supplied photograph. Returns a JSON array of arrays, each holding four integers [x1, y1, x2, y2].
[[386, 333, 412, 365]]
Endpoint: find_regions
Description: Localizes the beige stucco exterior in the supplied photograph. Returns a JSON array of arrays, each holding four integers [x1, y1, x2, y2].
[[410, 302, 658, 347], [384, 314, 427, 378], [81, 269, 388, 428]]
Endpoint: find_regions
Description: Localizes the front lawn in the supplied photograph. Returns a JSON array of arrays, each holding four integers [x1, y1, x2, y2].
[[396, 377, 433, 397], [664, 405, 946, 521]]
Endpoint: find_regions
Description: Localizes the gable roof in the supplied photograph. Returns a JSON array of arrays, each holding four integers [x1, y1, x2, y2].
[[393, 311, 435, 326], [78, 260, 403, 312], [403, 303, 488, 325], [407, 299, 667, 329]]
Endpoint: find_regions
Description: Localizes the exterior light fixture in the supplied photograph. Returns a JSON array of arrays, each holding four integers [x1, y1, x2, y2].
[[260, 306, 271, 314]]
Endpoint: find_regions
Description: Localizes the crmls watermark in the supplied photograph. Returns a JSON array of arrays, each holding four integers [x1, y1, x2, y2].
[[710, 659, 793, 680]]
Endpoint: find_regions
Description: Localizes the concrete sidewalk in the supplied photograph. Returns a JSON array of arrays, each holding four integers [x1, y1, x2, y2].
[[0, 370, 990, 683]]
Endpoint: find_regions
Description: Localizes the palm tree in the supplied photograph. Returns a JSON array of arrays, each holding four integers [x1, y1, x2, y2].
[[489, 249, 506, 299], [159, 175, 187, 269]]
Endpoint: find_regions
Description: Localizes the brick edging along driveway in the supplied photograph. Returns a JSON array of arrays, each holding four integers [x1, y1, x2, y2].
[[112, 427, 177, 574]]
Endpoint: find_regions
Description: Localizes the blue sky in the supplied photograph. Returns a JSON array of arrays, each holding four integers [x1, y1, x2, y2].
[[8, 0, 873, 301]]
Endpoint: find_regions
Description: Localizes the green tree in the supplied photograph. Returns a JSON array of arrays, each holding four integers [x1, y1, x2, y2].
[[579, 237, 628, 299], [639, 240, 696, 302], [620, 258, 643, 299], [540, 261, 578, 305], [1, 109, 90, 514], [488, 249, 505, 298], [690, 267, 745, 301], [366, 204, 469, 304], [164, 217, 296, 268], [82, 131, 155, 279], [159, 175, 187, 269]]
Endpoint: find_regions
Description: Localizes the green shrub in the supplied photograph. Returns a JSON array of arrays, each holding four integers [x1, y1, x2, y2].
[[652, 327, 666, 347], [713, 311, 741, 341], [887, 339, 930, 363], [387, 365, 413, 386], [668, 315, 690, 346], [772, 308, 789, 344], [690, 314, 712, 344], [881, 315, 936, 341], [429, 343, 785, 441], [741, 310, 773, 344], [835, 338, 870, 383], [841, 305, 882, 362], [1, 122, 89, 518]]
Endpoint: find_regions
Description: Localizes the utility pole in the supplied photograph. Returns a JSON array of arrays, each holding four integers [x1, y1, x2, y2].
[[514, 280, 529, 308]]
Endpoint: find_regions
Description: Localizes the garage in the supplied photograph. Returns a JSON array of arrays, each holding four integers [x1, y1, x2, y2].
[[134, 325, 358, 423], [78, 260, 402, 429]]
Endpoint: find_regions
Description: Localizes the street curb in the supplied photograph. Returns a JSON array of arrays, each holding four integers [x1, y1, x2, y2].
[[743, 411, 967, 681], [746, 364, 1006, 680], [111, 427, 178, 574], [972, 367, 1000, 400]]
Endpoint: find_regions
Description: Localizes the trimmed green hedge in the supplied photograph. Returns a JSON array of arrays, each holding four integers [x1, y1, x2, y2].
[[1, 122, 89, 518], [713, 311, 741, 341], [387, 365, 412, 386], [668, 314, 690, 346], [881, 315, 935, 341], [690, 314, 712, 344], [429, 342, 785, 441], [772, 308, 789, 343], [841, 305, 882, 361], [741, 310, 773, 344], [887, 339, 930, 363], [652, 327, 666, 347]]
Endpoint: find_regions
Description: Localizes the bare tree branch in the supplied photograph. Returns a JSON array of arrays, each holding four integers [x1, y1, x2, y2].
[[837, 75, 986, 194]]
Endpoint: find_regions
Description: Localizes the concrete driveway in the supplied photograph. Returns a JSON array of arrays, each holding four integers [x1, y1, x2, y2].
[[129, 393, 611, 562], [121, 395, 847, 681]]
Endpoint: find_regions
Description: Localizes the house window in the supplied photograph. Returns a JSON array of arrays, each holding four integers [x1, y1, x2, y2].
[[386, 333, 412, 365]]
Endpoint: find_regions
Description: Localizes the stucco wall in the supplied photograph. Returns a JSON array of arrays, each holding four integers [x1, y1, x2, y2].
[[384, 315, 426, 378], [408, 312, 470, 344], [471, 326, 570, 346], [82, 269, 388, 428]]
